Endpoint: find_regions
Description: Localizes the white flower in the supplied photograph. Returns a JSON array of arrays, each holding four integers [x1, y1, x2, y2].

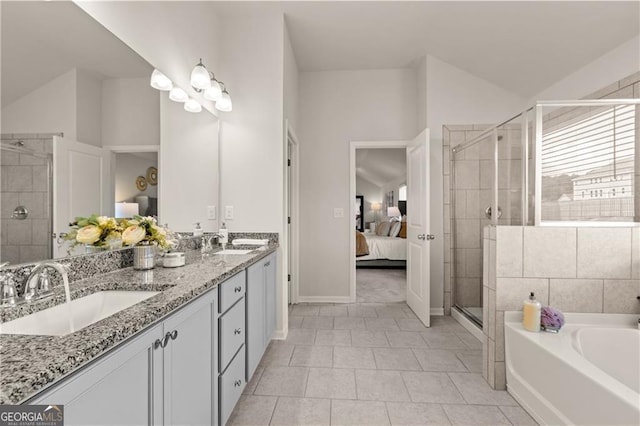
[[76, 225, 101, 244], [152, 225, 167, 237], [122, 226, 146, 246]]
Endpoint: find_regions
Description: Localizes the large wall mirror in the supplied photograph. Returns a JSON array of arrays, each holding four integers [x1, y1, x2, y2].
[[1, 1, 219, 265]]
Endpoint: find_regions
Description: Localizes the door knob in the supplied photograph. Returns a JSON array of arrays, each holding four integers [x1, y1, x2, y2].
[[426, 234, 435, 240], [417, 234, 426, 240]]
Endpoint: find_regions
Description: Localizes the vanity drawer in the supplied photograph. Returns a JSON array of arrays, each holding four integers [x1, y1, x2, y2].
[[219, 270, 246, 314], [220, 349, 245, 426], [219, 299, 245, 370]]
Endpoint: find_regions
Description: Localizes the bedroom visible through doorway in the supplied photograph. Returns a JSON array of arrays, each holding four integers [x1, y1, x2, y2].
[[354, 147, 408, 303]]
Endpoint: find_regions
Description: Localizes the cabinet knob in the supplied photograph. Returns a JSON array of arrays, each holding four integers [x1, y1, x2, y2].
[[234, 328, 242, 335], [234, 286, 242, 293], [234, 380, 242, 387]]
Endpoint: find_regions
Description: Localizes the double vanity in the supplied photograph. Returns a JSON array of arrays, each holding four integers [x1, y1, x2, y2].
[[0, 245, 278, 426]]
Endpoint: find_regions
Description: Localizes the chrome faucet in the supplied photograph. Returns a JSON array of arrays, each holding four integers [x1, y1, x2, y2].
[[24, 262, 71, 304], [0, 262, 18, 306]]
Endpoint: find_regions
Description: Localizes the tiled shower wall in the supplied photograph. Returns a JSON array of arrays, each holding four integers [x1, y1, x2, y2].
[[483, 225, 640, 390], [1, 133, 54, 264]]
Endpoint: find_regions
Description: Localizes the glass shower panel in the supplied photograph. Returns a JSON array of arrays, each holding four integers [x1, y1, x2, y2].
[[496, 118, 525, 225], [451, 132, 494, 325]]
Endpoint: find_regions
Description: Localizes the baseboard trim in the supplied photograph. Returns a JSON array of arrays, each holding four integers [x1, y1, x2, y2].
[[296, 296, 353, 304], [430, 307, 444, 316], [451, 306, 483, 341], [272, 329, 288, 340]]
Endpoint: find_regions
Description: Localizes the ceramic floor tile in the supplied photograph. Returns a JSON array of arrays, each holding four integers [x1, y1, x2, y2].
[[365, 318, 401, 331], [455, 351, 483, 373], [331, 400, 390, 426], [333, 346, 376, 369], [348, 305, 379, 318], [290, 305, 320, 316], [319, 305, 349, 317], [243, 366, 264, 395], [442, 404, 511, 425], [385, 331, 428, 348], [373, 347, 422, 371], [448, 372, 518, 405], [285, 329, 317, 345], [386, 402, 451, 426], [401, 372, 465, 404], [270, 397, 331, 426], [455, 331, 483, 350], [355, 369, 411, 402], [228, 395, 277, 426], [301, 316, 335, 329], [499, 406, 538, 425], [375, 306, 409, 318], [395, 318, 428, 331], [333, 316, 367, 330], [305, 367, 357, 399], [289, 345, 333, 368], [351, 330, 390, 347], [253, 366, 309, 397], [412, 349, 468, 372], [420, 330, 468, 349], [288, 315, 303, 329], [258, 344, 295, 368], [315, 329, 352, 346]]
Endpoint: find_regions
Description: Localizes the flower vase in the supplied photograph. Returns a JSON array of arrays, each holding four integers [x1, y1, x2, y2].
[[133, 244, 156, 270], [85, 245, 107, 254]]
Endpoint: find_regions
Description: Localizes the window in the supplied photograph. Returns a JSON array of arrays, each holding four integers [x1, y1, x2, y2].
[[541, 104, 635, 221]]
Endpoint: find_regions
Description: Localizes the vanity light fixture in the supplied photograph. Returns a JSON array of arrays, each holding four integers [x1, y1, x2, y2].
[[169, 87, 188, 103], [184, 98, 202, 113], [215, 83, 233, 112], [150, 69, 172, 91], [203, 79, 222, 101], [190, 58, 211, 91]]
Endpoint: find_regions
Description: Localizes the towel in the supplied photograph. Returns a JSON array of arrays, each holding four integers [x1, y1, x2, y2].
[[231, 238, 270, 246]]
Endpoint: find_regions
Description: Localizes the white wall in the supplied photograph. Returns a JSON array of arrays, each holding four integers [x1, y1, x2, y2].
[[529, 35, 640, 103], [76, 69, 103, 147], [426, 55, 526, 312], [284, 23, 300, 134], [1, 69, 77, 140], [160, 97, 219, 233], [416, 56, 428, 132], [115, 153, 158, 202], [102, 78, 160, 146], [217, 14, 284, 233], [299, 68, 417, 299], [356, 176, 382, 223]]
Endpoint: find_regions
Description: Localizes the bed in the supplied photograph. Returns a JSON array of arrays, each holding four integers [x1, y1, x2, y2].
[[356, 233, 406, 261]]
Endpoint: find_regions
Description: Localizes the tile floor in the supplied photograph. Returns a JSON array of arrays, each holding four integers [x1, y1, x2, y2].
[[228, 302, 537, 425]]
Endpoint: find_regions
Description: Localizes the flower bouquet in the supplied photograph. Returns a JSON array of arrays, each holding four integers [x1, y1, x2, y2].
[[119, 215, 173, 249], [65, 214, 124, 253]]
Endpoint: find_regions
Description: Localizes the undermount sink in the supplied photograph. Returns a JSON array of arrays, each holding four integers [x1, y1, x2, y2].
[[0, 291, 159, 336], [214, 249, 253, 255]]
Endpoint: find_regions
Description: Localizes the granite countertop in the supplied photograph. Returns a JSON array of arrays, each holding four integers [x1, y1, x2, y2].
[[0, 245, 277, 404]]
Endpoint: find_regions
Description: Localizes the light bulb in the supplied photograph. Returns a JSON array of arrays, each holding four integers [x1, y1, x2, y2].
[[203, 80, 222, 101], [150, 69, 172, 91], [190, 59, 211, 91], [215, 91, 232, 112], [184, 98, 202, 113], [169, 87, 188, 103]]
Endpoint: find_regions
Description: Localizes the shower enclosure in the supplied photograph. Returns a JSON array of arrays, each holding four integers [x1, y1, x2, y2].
[[449, 99, 638, 326], [1, 133, 55, 264]]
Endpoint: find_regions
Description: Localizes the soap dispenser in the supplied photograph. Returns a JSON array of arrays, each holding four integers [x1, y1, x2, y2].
[[193, 222, 203, 237], [522, 292, 541, 332], [218, 222, 228, 245]]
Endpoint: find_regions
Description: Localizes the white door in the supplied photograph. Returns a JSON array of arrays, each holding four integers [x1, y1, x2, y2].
[[406, 129, 431, 327], [53, 136, 111, 257]]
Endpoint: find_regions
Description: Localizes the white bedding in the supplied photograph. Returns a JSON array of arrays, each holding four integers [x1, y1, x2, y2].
[[357, 234, 407, 261]]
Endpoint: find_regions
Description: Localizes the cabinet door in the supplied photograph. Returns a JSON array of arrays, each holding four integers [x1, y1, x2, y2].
[[32, 324, 163, 426], [246, 260, 266, 380], [162, 290, 216, 426], [264, 253, 277, 346]]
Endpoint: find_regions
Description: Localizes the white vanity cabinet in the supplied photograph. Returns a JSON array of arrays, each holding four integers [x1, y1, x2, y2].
[[32, 287, 218, 426], [246, 252, 277, 380]]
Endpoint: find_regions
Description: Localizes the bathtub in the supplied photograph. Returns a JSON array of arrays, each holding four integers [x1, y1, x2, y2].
[[505, 312, 640, 426]]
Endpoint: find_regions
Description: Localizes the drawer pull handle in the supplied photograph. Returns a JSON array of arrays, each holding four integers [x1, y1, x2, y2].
[[170, 330, 178, 340], [234, 328, 242, 335], [154, 333, 171, 349], [234, 380, 242, 387], [234, 286, 242, 293], [264, 261, 270, 267]]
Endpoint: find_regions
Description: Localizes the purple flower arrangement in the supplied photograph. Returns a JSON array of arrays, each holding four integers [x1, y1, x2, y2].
[[541, 306, 565, 332]]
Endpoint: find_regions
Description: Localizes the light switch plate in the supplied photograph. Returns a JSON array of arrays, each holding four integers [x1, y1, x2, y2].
[[207, 206, 216, 220], [333, 208, 344, 218], [224, 206, 234, 220]]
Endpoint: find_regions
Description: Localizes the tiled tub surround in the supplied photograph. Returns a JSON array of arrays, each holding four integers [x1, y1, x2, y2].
[[0, 243, 278, 404], [483, 225, 639, 390]]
